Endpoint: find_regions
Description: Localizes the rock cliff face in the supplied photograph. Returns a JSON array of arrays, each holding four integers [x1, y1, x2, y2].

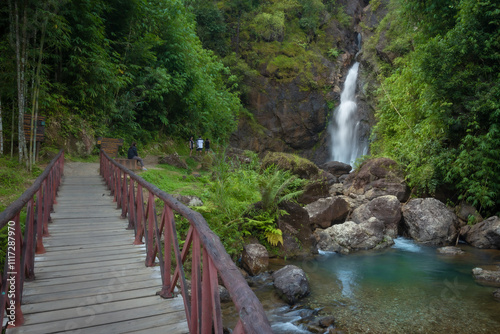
[[231, 0, 381, 165]]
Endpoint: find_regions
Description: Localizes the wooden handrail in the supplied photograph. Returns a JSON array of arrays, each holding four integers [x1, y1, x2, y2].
[[0, 150, 64, 328], [100, 150, 272, 334]]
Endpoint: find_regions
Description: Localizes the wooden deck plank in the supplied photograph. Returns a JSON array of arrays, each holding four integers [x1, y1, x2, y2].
[[32, 260, 148, 280], [8, 300, 187, 334], [6, 165, 187, 334], [21, 295, 175, 324], [21, 287, 162, 314], [22, 270, 161, 296], [43, 240, 140, 252], [21, 277, 161, 304], [34, 246, 143, 262], [24, 266, 155, 288]]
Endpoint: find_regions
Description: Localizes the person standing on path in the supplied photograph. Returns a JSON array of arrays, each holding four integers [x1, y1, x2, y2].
[[204, 138, 210, 154], [128, 142, 147, 170], [196, 136, 204, 156], [189, 136, 194, 156]]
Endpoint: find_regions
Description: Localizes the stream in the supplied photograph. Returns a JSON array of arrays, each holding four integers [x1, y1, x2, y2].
[[233, 238, 500, 333]]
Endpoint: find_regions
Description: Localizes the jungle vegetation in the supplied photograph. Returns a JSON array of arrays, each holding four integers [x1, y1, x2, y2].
[[0, 0, 499, 217]]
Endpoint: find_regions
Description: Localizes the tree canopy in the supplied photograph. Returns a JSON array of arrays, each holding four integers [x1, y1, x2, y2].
[[371, 0, 500, 215], [0, 0, 241, 151]]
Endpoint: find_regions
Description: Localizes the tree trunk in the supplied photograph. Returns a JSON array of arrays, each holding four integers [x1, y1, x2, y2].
[[14, 0, 28, 163], [0, 96, 3, 156]]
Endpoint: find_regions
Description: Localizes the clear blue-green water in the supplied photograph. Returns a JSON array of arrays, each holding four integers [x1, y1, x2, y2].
[[254, 238, 500, 334]]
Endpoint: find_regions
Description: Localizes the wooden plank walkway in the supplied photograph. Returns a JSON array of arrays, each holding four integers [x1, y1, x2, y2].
[[7, 163, 189, 334]]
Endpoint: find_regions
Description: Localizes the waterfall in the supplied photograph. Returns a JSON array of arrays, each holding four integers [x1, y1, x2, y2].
[[329, 33, 368, 165], [329, 60, 368, 165]]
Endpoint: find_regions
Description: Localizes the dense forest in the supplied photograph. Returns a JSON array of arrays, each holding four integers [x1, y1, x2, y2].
[[0, 0, 499, 216], [0, 0, 241, 159]]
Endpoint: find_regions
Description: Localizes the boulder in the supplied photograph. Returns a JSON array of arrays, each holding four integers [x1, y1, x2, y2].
[[402, 198, 459, 245], [460, 216, 500, 249], [241, 244, 269, 276], [350, 195, 401, 238], [339, 193, 369, 213], [158, 153, 188, 169], [456, 201, 483, 226], [437, 246, 465, 255], [343, 158, 410, 202], [363, 178, 410, 202], [319, 161, 352, 177], [315, 218, 394, 254], [272, 265, 310, 304], [298, 175, 332, 205], [494, 289, 500, 302], [472, 267, 500, 287], [172, 194, 203, 207], [261, 152, 320, 179], [318, 316, 336, 328], [305, 197, 349, 229], [329, 183, 344, 196], [277, 201, 317, 258]]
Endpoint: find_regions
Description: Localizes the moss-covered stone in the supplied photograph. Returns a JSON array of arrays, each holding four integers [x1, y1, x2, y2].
[[261, 152, 320, 179]]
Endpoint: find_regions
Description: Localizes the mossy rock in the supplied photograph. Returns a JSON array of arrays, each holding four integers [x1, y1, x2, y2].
[[261, 152, 319, 179]]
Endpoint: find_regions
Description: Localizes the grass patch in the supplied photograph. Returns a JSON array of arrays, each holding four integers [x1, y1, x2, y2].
[[141, 167, 209, 197], [0, 156, 45, 275]]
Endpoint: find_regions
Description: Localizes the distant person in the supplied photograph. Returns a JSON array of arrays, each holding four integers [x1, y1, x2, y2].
[[196, 136, 204, 156], [188, 136, 194, 156], [128, 142, 147, 170], [204, 138, 210, 154]]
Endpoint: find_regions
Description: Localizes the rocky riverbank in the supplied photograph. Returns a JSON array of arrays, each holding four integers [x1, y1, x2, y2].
[[236, 152, 500, 322]]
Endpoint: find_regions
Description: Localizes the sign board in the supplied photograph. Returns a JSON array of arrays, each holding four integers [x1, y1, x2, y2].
[[24, 115, 46, 142], [97, 137, 123, 158]]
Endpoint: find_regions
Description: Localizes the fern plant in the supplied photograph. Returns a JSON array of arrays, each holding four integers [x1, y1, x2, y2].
[[244, 167, 304, 246]]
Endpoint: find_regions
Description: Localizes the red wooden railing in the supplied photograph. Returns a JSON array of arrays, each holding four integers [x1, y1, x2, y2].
[[100, 150, 272, 334], [0, 150, 64, 328]]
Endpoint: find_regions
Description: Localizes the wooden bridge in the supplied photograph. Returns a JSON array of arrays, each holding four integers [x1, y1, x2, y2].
[[1, 151, 272, 334]]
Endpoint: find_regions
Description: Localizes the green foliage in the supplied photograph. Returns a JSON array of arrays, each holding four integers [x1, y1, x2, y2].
[[241, 166, 304, 246], [0, 0, 241, 154], [258, 167, 304, 214], [252, 11, 285, 42], [0, 157, 43, 274], [192, 2, 229, 56], [0, 157, 42, 211], [297, 0, 325, 38], [141, 166, 208, 197], [372, 0, 500, 215], [332, 5, 351, 28], [327, 47, 341, 59]]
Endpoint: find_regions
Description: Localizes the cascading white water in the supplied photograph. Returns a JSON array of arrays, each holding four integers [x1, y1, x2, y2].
[[329, 33, 368, 165], [330, 62, 367, 165]]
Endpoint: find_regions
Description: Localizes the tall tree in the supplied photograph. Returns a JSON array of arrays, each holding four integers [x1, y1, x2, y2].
[[0, 97, 3, 155], [9, 0, 29, 162]]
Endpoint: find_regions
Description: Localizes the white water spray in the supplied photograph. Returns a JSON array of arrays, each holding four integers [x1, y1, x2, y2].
[[329, 34, 368, 165]]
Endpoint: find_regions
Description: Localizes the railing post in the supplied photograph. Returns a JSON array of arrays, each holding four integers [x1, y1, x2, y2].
[[42, 179, 50, 237], [145, 192, 156, 267], [127, 178, 135, 230], [158, 205, 173, 298], [191, 230, 201, 334], [120, 172, 128, 219], [35, 187, 46, 255], [23, 199, 36, 280], [133, 184, 145, 245], [98, 149, 273, 334], [0, 149, 64, 329]]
